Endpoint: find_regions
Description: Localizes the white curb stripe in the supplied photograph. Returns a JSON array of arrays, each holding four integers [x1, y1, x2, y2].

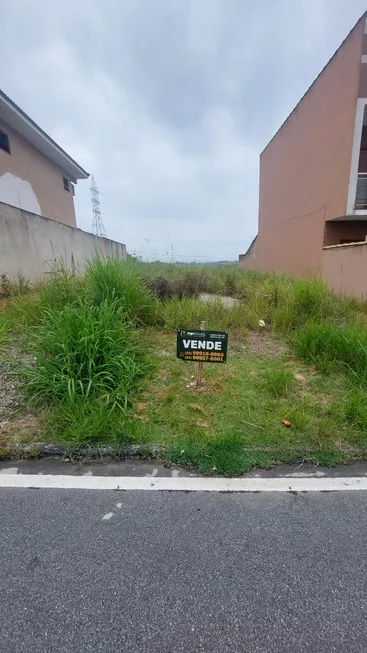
[[0, 474, 367, 492]]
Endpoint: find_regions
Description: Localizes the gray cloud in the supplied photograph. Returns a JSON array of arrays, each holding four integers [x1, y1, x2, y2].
[[1, 0, 366, 259]]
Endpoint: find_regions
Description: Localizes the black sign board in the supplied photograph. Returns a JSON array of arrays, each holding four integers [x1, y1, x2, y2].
[[177, 329, 228, 363]]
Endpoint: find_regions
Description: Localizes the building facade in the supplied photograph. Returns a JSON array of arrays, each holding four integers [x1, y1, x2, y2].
[[0, 90, 88, 227], [239, 13, 367, 276]]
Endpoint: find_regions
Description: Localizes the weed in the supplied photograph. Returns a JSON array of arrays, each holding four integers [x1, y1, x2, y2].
[[259, 367, 294, 398], [1, 273, 30, 297]]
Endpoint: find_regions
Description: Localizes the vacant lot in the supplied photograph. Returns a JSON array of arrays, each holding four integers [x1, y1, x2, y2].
[[1, 259, 367, 474]]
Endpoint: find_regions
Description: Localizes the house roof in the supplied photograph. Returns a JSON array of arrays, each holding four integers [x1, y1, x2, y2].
[[0, 89, 89, 182]]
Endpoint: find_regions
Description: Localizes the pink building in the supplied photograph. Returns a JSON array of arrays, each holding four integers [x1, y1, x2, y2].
[[0, 90, 88, 227], [239, 12, 367, 277]]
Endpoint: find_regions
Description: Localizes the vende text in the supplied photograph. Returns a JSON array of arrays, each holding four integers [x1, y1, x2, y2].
[[182, 339, 222, 351]]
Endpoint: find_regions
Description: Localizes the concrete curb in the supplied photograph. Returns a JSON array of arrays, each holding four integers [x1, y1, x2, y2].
[[1, 442, 367, 463], [0, 442, 165, 460]]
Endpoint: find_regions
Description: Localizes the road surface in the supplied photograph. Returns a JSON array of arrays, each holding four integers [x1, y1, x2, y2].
[[1, 479, 367, 652]]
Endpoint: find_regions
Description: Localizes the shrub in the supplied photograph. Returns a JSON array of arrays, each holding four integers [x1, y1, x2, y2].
[[143, 276, 199, 300], [144, 277, 175, 300]]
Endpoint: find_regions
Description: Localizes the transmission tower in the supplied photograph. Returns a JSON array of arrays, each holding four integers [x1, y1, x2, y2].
[[90, 175, 106, 237]]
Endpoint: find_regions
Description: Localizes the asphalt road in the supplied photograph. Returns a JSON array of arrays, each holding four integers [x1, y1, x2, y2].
[[1, 488, 367, 652]]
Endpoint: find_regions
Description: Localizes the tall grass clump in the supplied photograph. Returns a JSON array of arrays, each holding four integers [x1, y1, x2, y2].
[[38, 267, 84, 312], [275, 279, 341, 330], [21, 297, 149, 442], [294, 322, 367, 385], [85, 257, 156, 325]]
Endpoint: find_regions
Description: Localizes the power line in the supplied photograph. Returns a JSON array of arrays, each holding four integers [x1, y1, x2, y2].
[[90, 175, 106, 238]]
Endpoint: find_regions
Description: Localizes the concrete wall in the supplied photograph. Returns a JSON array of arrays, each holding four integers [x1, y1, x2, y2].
[[245, 15, 365, 276], [0, 202, 126, 280], [322, 241, 367, 299], [0, 119, 77, 227]]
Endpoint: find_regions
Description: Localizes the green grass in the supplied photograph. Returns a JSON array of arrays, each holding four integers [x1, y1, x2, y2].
[[17, 297, 151, 443], [0, 258, 157, 445], [21, 299, 143, 405], [85, 256, 157, 325], [157, 296, 249, 334], [293, 322, 367, 384], [258, 367, 294, 398], [0, 258, 367, 472], [129, 332, 367, 475]]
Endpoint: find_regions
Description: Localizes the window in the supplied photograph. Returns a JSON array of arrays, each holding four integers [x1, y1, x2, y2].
[[0, 130, 10, 154], [63, 176, 70, 192]]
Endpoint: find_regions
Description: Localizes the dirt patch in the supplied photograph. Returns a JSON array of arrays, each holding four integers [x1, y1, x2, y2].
[[0, 349, 40, 442], [0, 415, 41, 443], [0, 360, 21, 420], [247, 331, 288, 359], [199, 293, 240, 309]]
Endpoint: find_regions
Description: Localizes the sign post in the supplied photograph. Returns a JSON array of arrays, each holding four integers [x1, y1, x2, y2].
[[196, 321, 206, 387], [176, 325, 228, 388]]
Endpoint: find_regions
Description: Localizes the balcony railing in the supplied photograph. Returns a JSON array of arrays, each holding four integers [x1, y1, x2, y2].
[[355, 173, 367, 209]]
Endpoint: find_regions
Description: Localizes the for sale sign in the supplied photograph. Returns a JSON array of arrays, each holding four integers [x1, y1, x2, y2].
[[177, 329, 228, 363]]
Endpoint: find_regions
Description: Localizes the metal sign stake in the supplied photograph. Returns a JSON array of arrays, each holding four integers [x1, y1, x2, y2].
[[195, 320, 206, 388]]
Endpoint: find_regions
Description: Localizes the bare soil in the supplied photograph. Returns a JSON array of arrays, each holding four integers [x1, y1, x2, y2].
[[246, 331, 288, 359], [0, 350, 41, 443]]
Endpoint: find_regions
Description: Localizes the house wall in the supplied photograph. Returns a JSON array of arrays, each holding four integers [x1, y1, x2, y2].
[[322, 241, 367, 299], [0, 202, 126, 281], [248, 16, 365, 275], [0, 118, 77, 227]]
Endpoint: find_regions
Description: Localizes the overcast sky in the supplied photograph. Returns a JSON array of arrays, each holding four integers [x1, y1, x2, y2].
[[1, 1, 367, 261]]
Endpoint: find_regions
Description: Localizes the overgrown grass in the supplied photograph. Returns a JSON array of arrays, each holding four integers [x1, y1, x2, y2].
[[294, 322, 367, 384], [1, 258, 367, 470], [157, 296, 248, 334], [18, 297, 150, 442], [85, 257, 157, 325], [21, 299, 144, 406], [137, 263, 360, 333], [0, 258, 158, 444]]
